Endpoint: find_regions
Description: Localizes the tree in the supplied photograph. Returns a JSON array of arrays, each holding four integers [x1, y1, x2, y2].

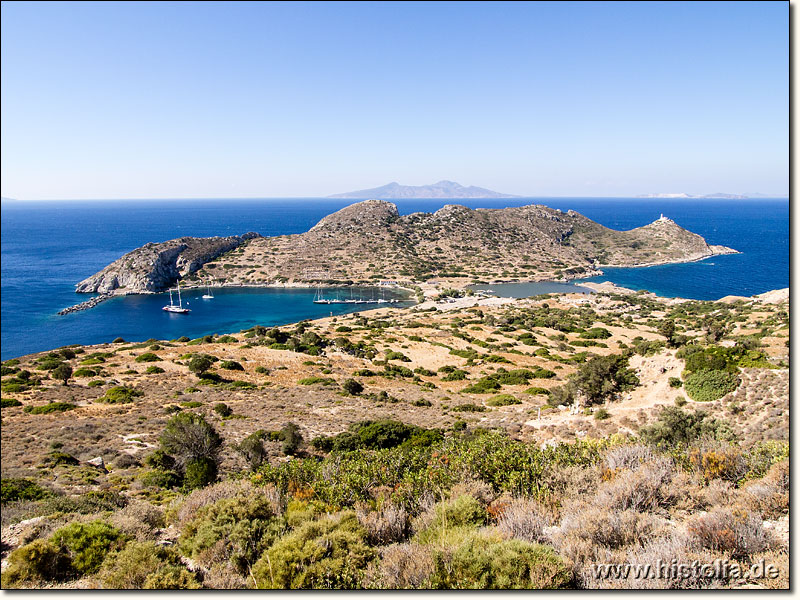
[[159, 412, 222, 479], [187, 356, 213, 378], [341, 379, 363, 396], [571, 354, 639, 405], [657, 319, 678, 347], [52, 364, 73, 386], [236, 430, 268, 470], [279, 422, 303, 456]]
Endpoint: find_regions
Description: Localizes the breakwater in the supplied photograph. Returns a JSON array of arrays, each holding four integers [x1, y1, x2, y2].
[[58, 294, 114, 315]]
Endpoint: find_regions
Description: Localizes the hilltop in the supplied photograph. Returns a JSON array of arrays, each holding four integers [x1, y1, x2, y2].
[[328, 180, 518, 199], [74, 201, 737, 295]]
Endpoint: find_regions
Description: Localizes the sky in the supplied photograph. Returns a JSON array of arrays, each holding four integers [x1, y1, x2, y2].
[[0, 1, 788, 199]]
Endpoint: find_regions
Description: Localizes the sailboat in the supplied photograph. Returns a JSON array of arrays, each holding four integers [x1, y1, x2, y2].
[[163, 283, 190, 313], [202, 282, 214, 299]]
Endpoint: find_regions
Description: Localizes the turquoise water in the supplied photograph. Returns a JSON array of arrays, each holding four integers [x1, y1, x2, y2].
[[1, 198, 788, 359]]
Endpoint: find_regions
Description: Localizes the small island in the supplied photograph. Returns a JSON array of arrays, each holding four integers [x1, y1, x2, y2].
[[72, 201, 737, 302]]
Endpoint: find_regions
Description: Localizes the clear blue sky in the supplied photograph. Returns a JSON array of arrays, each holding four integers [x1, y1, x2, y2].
[[1, 1, 788, 199]]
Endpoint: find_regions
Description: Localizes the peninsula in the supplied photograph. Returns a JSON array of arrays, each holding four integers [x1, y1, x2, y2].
[[74, 200, 737, 297]]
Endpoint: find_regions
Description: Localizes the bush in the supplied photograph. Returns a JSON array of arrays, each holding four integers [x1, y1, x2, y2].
[[72, 367, 98, 377], [98, 386, 144, 404], [25, 402, 78, 415], [452, 403, 487, 412], [253, 512, 374, 589], [214, 402, 233, 417], [684, 369, 739, 402], [639, 407, 736, 448], [50, 520, 125, 576], [356, 502, 409, 545], [135, 352, 160, 363], [143, 565, 203, 589], [184, 457, 219, 490], [1, 397, 23, 408], [52, 363, 73, 385], [146, 366, 166, 374], [299, 376, 337, 386], [668, 377, 682, 388], [487, 394, 521, 407], [342, 379, 364, 396], [100, 541, 184, 588], [220, 360, 244, 371], [430, 533, 570, 589], [1, 478, 51, 504], [159, 412, 223, 476], [688, 508, 772, 559], [1, 540, 71, 586], [594, 408, 610, 420], [495, 497, 551, 544], [580, 327, 612, 340], [236, 431, 268, 469], [375, 543, 435, 589], [180, 488, 284, 574], [188, 355, 214, 376], [280, 422, 304, 456]]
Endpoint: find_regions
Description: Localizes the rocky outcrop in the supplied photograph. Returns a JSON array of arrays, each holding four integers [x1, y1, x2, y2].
[[75, 233, 260, 294], [75, 201, 738, 292]]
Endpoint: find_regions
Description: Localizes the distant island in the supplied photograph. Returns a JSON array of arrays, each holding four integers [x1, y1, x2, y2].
[[328, 180, 519, 199], [638, 192, 760, 199], [74, 200, 737, 299]]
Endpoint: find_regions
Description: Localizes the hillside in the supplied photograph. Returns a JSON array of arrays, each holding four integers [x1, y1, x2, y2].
[[74, 201, 737, 295], [0, 288, 789, 589]]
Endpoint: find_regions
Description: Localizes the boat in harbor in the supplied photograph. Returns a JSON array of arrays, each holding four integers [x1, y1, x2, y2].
[[202, 283, 214, 299], [163, 284, 190, 313]]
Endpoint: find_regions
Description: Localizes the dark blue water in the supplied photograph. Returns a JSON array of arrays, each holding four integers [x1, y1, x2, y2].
[[1, 198, 788, 360]]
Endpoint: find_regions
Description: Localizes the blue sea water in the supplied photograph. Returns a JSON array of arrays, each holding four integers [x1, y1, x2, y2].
[[0, 197, 788, 360]]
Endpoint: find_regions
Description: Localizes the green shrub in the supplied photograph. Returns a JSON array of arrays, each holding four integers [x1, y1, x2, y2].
[[487, 394, 521, 407], [1, 397, 23, 408], [1, 478, 51, 504], [639, 407, 736, 448], [88, 380, 105, 387], [342, 379, 364, 395], [668, 377, 683, 388], [299, 376, 337, 386], [452, 403, 487, 412], [181, 401, 203, 408], [429, 534, 570, 589], [50, 520, 125, 575], [255, 366, 270, 374], [684, 369, 740, 402], [531, 368, 556, 379], [159, 412, 222, 478], [220, 360, 244, 371], [412, 398, 433, 407], [524, 387, 550, 396], [98, 386, 144, 404], [1, 540, 71, 586], [580, 327, 612, 340], [594, 408, 610, 420], [180, 489, 284, 573], [100, 541, 185, 589], [143, 565, 202, 589], [135, 353, 160, 363], [146, 366, 166, 374], [253, 512, 374, 589], [236, 430, 268, 469], [24, 402, 77, 414], [184, 457, 218, 490], [213, 402, 233, 417]]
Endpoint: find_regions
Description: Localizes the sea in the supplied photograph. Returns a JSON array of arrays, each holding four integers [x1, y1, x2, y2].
[[0, 197, 789, 360]]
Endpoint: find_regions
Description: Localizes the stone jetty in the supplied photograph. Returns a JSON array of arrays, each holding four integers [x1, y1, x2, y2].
[[58, 293, 114, 315]]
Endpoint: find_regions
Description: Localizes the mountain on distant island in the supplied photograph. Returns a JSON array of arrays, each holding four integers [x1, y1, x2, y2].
[[328, 180, 519, 199]]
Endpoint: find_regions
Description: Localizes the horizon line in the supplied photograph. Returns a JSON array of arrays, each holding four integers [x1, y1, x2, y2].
[[1, 195, 789, 202]]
